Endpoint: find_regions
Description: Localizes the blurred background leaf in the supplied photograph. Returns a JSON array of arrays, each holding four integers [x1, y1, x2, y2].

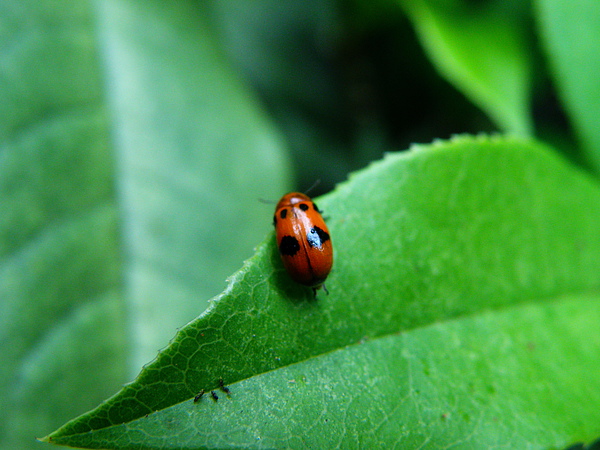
[[207, 0, 591, 180], [399, 0, 533, 136], [0, 0, 289, 448], [2, 0, 600, 448], [535, 0, 600, 173], [95, 0, 291, 371]]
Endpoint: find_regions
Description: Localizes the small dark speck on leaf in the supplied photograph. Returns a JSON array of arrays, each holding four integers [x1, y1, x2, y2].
[[194, 389, 205, 402], [219, 378, 231, 395]]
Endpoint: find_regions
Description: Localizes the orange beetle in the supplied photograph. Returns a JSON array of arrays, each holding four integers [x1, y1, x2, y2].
[[273, 192, 333, 294]]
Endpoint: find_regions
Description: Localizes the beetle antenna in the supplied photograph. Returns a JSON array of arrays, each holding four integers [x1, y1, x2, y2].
[[304, 179, 321, 194]]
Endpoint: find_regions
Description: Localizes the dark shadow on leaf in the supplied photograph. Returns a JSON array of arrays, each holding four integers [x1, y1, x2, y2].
[[269, 244, 316, 305]]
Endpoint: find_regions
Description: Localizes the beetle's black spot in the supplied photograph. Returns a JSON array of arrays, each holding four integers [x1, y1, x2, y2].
[[307, 226, 330, 248], [312, 203, 321, 213], [280, 235, 300, 256], [299, 203, 309, 212], [280, 209, 288, 219]]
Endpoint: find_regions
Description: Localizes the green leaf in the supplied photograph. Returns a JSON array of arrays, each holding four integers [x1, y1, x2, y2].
[[0, 2, 126, 448], [0, 0, 289, 448], [535, 0, 600, 174], [400, 0, 533, 136], [95, 0, 291, 369], [45, 136, 600, 448], [47, 295, 600, 449]]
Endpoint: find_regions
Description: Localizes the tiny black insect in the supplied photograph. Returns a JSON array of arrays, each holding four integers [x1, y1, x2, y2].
[[219, 378, 231, 394], [211, 390, 219, 401], [193, 389, 205, 403]]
